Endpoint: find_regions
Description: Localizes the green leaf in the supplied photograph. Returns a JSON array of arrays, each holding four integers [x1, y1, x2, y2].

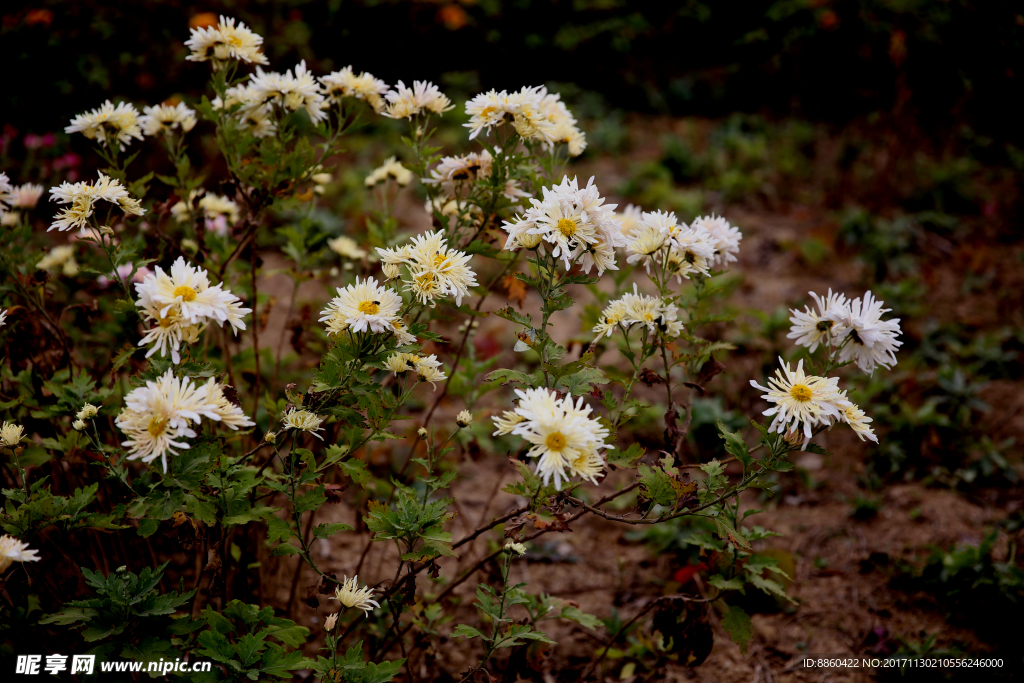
[[637, 464, 677, 507], [312, 523, 353, 540], [706, 574, 744, 592], [556, 366, 609, 396], [717, 420, 751, 468], [558, 605, 602, 630], [607, 443, 645, 470], [450, 624, 484, 640], [712, 517, 751, 550], [721, 605, 752, 654]]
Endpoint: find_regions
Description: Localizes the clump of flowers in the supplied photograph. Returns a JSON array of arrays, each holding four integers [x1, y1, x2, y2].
[[364, 157, 413, 187], [37, 245, 79, 278], [139, 102, 198, 136], [65, 100, 144, 151], [134, 257, 251, 364], [48, 173, 145, 232], [464, 86, 586, 155], [116, 370, 254, 472], [382, 80, 453, 120], [592, 284, 684, 341], [376, 230, 478, 306], [319, 66, 389, 112], [385, 352, 447, 388], [185, 15, 268, 65], [788, 289, 902, 373], [493, 387, 612, 489]]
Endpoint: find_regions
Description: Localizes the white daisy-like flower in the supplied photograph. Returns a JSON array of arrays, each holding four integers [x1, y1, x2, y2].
[[463, 86, 563, 146], [749, 358, 850, 449], [691, 214, 742, 269], [617, 203, 643, 239], [592, 285, 683, 341], [65, 100, 144, 151], [787, 289, 848, 353], [330, 575, 379, 615], [456, 410, 473, 428], [665, 224, 716, 280], [0, 309, 7, 328], [116, 370, 220, 472], [0, 535, 40, 574], [48, 172, 145, 232], [0, 173, 12, 216], [825, 291, 902, 373], [383, 80, 453, 120], [247, 61, 327, 125], [171, 191, 241, 228], [281, 408, 324, 440], [375, 230, 478, 307], [185, 15, 268, 65], [365, 157, 413, 187], [328, 236, 368, 260], [390, 318, 417, 346], [384, 352, 447, 389], [320, 276, 402, 335], [502, 387, 612, 490], [139, 102, 197, 136], [8, 183, 45, 209], [424, 150, 493, 197], [201, 379, 255, 431], [839, 402, 877, 443], [1, 421, 24, 447], [319, 66, 389, 112]]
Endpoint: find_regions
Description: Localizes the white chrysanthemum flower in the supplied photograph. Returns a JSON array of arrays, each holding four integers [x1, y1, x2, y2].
[[65, 100, 145, 150], [116, 370, 220, 472], [503, 387, 612, 490], [384, 352, 447, 388], [692, 214, 742, 269], [201, 379, 255, 430], [390, 319, 417, 346], [282, 408, 325, 440], [424, 150, 493, 197], [330, 575, 379, 615], [247, 61, 327, 124], [139, 102, 197, 136], [375, 230, 478, 307], [456, 410, 473, 428], [825, 291, 902, 373], [839, 402, 877, 443], [464, 86, 566, 147], [134, 258, 250, 363], [77, 404, 99, 421], [328, 236, 368, 260], [9, 183, 45, 209], [491, 410, 525, 436], [320, 276, 402, 335], [48, 172, 145, 232], [0, 309, 7, 328], [665, 224, 716, 280], [617, 204, 643, 239], [37, 245, 79, 277], [0, 535, 41, 574], [788, 289, 848, 353], [320, 66, 389, 112], [1, 421, 24, 447], [72, 419, 87, 431], [323, 612, 339, 631], [503, 176, 620, 271], [383, 80, 453, 119], [749, 358, 850, 449], [185, 15, 268, 65], [504, 541, 526, 556], [592, 285, 683, 341], [365, 157, 413, 187]]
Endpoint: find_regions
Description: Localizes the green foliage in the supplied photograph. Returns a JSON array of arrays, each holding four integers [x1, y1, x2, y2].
[[194, 601, 314, 681]]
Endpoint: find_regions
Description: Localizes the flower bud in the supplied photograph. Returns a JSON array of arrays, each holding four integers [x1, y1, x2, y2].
[[456, 410, 473, 428]]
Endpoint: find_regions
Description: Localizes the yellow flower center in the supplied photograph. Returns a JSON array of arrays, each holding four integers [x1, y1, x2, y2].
[[433, 253, 448, 268], [158, 314, 179, 329], [545, 432, 567, 450], [790, 384, 813, 402], [173, 285, 197, 302], [358, 300, 380, 315], [557, 218, 577, 238], [147, 417, 167, 437]]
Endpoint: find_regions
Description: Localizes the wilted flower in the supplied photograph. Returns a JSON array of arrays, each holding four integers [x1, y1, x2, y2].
[[323, 612, 339, 631], [282, 409, 325, 440], [330, 575, 380, 615]]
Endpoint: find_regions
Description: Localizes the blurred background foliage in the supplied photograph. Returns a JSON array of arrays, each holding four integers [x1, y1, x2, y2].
[[3, 0, 1024, 150]]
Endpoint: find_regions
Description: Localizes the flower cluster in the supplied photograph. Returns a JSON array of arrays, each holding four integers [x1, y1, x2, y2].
[[493, 387, 612, 489], [592, 284, 684, 341], [65, 100, 144, 150], [365, 157, 413, 187], [171, 191, 241, 235], [376, 230, 478, 306], [134, 257, 251, 364], [72, 403, 99, 432], [382, 80, 453, 120], [502, 176, 623, 274], [424, 149, 529, 204], [48, 172, 145, 232], [185, 15, 268, 65], [464, 86, 586, 156], [625, 210, 724, 282], [384, 352, 447, 388], [788, 290, 902, 373], [750, 358, 875, 448], [116, 370, 254, 471], [320, 66, 389, 112], [37, 245, 79, 278]]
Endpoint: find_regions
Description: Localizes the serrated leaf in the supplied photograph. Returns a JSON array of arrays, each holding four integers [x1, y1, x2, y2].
[[717, 421, 751, 468], [722, 605, 752, 654]]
